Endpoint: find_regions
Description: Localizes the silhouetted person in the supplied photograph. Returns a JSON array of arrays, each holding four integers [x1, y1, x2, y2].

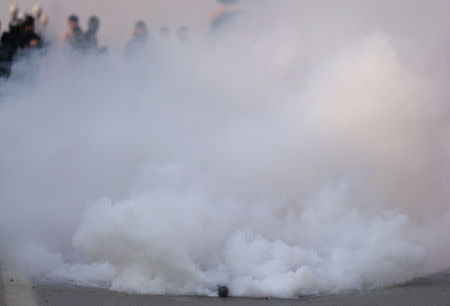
[[159, 26, 170, 40], [176, 26, 191, 44], [177, 26, 191, 44], [1, 19, 23, 77], [0, 20, 12, 78], [210, 0, 247, 34], [125, 21, 151, 56], [83, 16, 99, 49], [17, 15, 41, 49], [82, 16, 107, 54], [1, 19, 22, 58], [60, 14, 83, 50]]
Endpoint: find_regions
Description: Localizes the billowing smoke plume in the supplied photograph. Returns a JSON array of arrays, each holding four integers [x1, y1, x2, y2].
[[1, 0, 450, 298]]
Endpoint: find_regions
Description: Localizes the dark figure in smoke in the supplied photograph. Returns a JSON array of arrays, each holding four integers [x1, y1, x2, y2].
[[125, 21, 151, 56], [159, 26, 170, 41], [0, 20, 11, 78], [210, 0, 247, 34], [17, 15, 42, 49], [82, 16, 107, 54], [0, 19, 23, 77], [60, 15, 83, 50], [176, 26, 191, 44], [83, 16, 99, 50], [0, 16, 41, 78], [1, 19, 22, 58]]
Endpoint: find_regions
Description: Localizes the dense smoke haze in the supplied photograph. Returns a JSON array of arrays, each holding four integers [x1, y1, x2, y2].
[[1, 0, 450, 298]]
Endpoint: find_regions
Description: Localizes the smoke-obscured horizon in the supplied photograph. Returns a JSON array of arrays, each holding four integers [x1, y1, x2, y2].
[[1, 0, 450, 298]]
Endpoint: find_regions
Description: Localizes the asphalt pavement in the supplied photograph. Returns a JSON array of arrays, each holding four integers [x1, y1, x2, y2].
[[1, 269, 450, 306]]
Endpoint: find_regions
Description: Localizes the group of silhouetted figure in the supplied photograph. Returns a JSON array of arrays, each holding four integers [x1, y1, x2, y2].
[[59, 14, 105, 53], [0, 0, 244, 79], [0, 4, 47, 78]]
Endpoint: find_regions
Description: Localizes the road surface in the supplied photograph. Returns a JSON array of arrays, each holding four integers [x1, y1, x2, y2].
[[1, 268, 449, 306]]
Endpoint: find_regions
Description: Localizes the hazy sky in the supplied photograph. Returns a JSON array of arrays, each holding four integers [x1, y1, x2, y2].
[[1, 0, 220, 47]]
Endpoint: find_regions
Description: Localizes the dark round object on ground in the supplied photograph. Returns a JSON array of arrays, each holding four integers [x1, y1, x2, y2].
[[218, 286, 229, 298]]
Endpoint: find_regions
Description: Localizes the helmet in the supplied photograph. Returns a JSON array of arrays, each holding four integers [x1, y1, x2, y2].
[[23, 15, 35, 27], [68, 14, 79, 23], [135, 20, 148, 34], [136, 20, 146, 29]]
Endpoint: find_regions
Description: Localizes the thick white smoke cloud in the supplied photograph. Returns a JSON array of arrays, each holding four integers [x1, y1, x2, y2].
[[1, 0, 450, 298]]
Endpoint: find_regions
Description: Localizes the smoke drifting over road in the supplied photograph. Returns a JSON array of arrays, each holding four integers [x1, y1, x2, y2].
[[1, 0, 450, 298]]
